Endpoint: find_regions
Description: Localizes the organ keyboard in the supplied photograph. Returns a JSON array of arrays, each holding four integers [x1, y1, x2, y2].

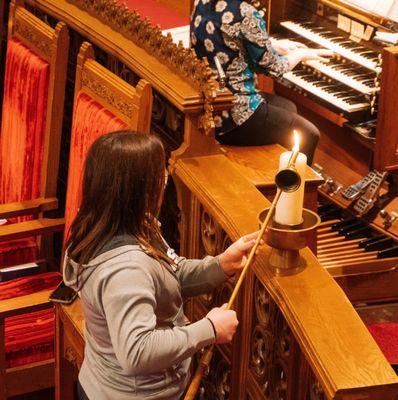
[[283, 68, 370, 113], [280, 21, 380, 71], [278, 19, 383, 122], [303, 59, 378, 95]]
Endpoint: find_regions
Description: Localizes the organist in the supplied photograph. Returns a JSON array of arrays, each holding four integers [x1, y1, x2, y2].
[[190, 0, 332, 164]]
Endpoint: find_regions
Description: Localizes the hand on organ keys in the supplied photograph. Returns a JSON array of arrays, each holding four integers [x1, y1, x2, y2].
[[297, 48, 334, 63], [286, 47, 334, 70], [271, 38, 308, 55]]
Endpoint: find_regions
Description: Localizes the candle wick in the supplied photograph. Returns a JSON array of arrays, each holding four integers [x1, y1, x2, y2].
[[288, 150, 299, 168]]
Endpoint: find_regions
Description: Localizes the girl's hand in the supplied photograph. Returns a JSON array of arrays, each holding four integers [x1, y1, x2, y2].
[[218, 231, 261, 276], [206, 304, 238, 344]]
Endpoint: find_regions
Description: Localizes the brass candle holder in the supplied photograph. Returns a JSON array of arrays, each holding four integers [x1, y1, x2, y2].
[[259, 207, 320, 276]]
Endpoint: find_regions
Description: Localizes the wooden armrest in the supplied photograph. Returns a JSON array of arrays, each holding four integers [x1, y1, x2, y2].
[[0, 290, 53, 319], [0, 198, 58, 220], [0, 218, 65, 242]]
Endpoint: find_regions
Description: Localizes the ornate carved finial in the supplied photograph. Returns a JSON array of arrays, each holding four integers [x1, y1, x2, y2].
[[67, 0, 222, 134]]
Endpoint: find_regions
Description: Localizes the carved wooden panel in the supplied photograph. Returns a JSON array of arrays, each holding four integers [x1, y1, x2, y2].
[[159, 176, 180, 253], [197, 206, 236, 312], [250, 277, 274, 397], [195, 347, 232, 400], [248, 277, 309, 400], [308, 372, 327, 400], [201, 209, 224, 257], [81, 66, 135, 119]]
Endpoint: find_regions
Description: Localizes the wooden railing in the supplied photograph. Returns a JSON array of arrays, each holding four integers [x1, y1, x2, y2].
[[171, 151, 398, 399], [4, 0, 397, 398]]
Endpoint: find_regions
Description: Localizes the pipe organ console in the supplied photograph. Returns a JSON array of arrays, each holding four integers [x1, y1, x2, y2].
[[269, 0, 393, 128], [280, 20, 381, 117], [263, 0, 398, 302]]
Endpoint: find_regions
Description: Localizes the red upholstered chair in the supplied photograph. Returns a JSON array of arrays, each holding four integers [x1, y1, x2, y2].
[[0, 1, 69, 398], [0, 0, 68, 269]]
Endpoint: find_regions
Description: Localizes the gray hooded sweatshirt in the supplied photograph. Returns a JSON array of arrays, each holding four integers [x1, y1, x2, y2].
[[63, 235, 228, 400]]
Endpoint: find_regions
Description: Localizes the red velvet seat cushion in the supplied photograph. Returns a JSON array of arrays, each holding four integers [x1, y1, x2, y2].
[[2, 272, 61, 368], [118, 0, 188, 29], [367, 322, 398, 365], [0, 238, 37, 268], [0, 37, 50, 267]]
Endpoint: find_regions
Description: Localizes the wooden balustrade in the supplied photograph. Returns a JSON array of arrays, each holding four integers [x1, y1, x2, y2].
[[170, 148, 398, 399]]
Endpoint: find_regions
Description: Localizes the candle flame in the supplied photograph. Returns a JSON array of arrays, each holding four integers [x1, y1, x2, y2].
[[293, 130, 300, 152]]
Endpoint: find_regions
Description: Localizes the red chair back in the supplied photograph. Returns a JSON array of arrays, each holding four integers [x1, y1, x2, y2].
[[64, 42, 152, 240], [65, 92, 128, 236], [0, 38, 50, 205]]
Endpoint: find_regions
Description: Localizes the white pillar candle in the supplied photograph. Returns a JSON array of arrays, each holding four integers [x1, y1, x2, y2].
[[274, 137, 307, 226]]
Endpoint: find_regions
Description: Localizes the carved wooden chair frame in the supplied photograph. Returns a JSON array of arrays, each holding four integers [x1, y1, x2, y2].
[[74, 41, 153, 131], [0, 0, 69, 261], [0, 1, 69, 399]]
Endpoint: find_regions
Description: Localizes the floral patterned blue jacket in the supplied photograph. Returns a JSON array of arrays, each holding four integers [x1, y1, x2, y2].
[[190, 0, 289, 135]]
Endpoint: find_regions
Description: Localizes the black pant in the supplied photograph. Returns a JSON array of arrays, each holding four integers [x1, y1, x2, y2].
[[217, 94, 320, 165], [77, 381, 89, 400]]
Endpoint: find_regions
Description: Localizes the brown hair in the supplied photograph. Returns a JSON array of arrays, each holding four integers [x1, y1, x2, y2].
[[66, 131, 167, 265]]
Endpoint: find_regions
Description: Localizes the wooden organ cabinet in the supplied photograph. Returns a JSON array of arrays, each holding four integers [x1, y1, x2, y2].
[[260, 0, 398, 305], [0, 0, 398, 399]]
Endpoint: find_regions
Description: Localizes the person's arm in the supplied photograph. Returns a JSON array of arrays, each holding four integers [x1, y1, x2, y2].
[[239, 5, 290, 76], [175, 254, 229, 298], [239, 5, 332, 73], [99, 260, 215, 375], [175, 232, 259, 297]]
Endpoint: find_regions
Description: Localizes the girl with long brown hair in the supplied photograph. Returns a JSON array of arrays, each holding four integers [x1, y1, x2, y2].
[[64, 131, 257, 400]]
